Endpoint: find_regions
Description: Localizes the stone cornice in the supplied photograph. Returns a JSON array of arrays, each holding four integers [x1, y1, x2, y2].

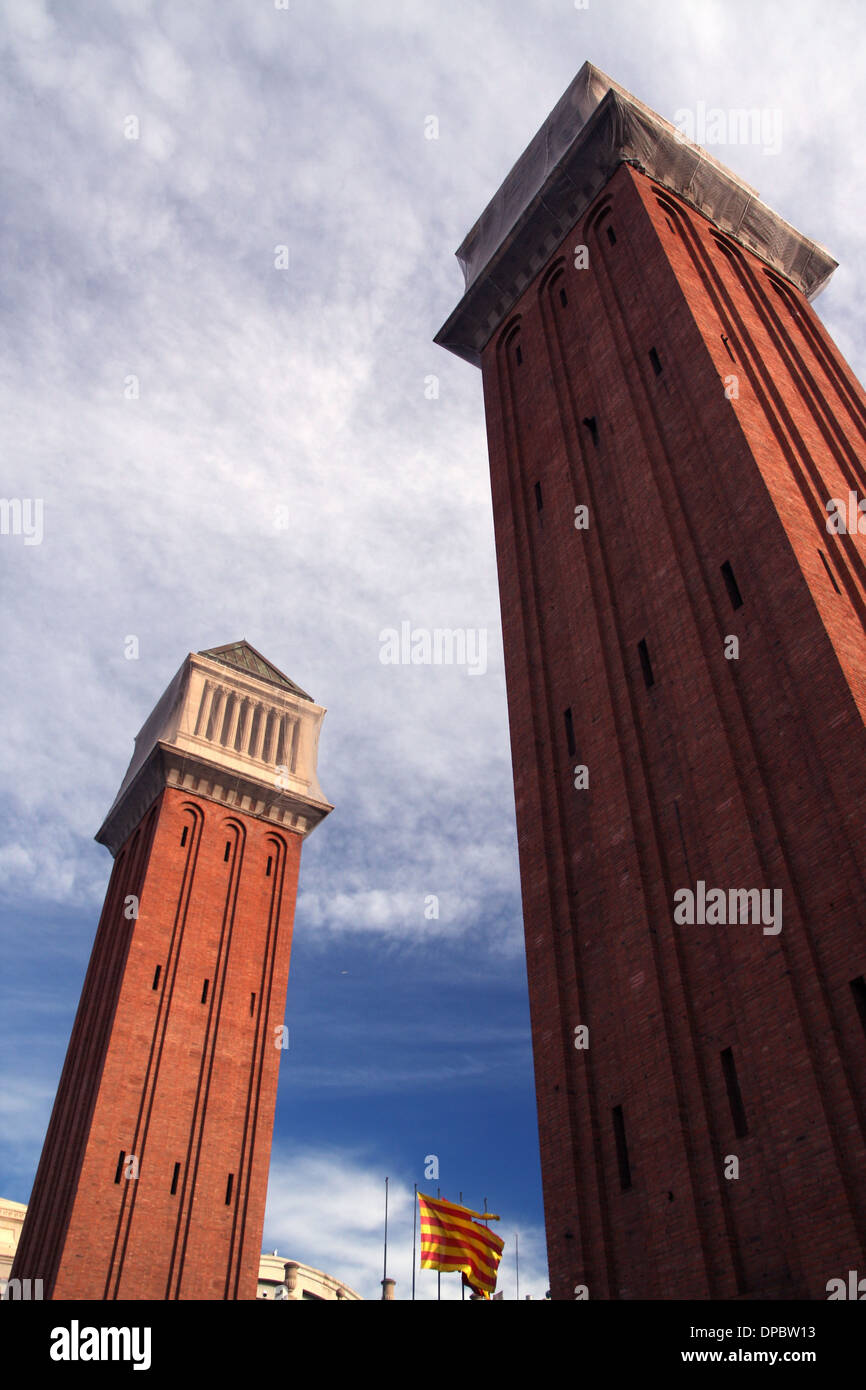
[[95, 649, 333, 856], [435, 62, 837, 367], [95, 743, 332, 856]]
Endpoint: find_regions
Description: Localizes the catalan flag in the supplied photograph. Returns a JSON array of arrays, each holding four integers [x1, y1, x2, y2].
[[417, 1192, 504, 1299]]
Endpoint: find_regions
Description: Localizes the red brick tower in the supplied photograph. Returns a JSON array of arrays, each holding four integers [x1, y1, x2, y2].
[[11, 641, 331, 1300], [436, 64, 866, 1300]]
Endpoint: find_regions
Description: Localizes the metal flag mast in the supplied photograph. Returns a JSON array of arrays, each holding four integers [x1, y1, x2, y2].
[[382, 1176, 389, 1299], [412, 1182, 417, 1301], [437, 1186, 441, 1301]]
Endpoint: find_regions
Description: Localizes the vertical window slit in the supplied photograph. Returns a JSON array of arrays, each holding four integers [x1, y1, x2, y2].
[[606, 226, 617, 246], [224, 841, 231, 862], [171, 1162, 180, 1196], [850, 977, 866, 1040], [233, 701, 246, 752], [290, 719, 301, 773], [582, 416, 599, 447], [564, 708, 576, 758], [201, 979, 209, 1005], [649, 347, 662, 376], [275, 716, 287, 768], [225, 1173, 234, 1205], [266, 856, 273, 878], [637, 638, 655, 689], [247, 707, 261, 757], [720, 560, 744, 610], [220, 696, 235, 746], [612, 1106, 632, 1190], [205, 691, 223, 743], [250, 992, 256, 1016], [559, 287, 568, 308], [180, 825, 188, 848], [114, 1151, 126, 1185], [721, 1047, 749, 1137], [263, 710, 277, 764], [194, 683, 211, 737], [515, 344, 523, 366], [152, 965, 161, 991], [534, 482, 543, 513]]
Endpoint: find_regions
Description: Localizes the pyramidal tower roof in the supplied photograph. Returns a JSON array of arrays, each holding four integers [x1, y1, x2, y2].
[[198, 640, 313, 701]]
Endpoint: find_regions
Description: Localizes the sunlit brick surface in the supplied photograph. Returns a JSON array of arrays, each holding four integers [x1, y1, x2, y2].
[[13, 787, 302, 1299]]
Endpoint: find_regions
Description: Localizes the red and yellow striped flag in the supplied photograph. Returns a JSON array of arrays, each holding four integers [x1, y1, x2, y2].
[[417, 1192, 504, 1299]]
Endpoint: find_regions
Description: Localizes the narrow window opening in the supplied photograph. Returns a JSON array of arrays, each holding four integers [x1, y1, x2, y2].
[[114, 1151, 126, 1185], [850, 977, 866, 1040], [263, 710, 278, 764], [721, 1047, 749, 1137], [234, 701, 248, 753], [720, 560, 744, 610], [180, 825, 188, 848], [201, 979, 209, 1005], [224, 840, 231, 862], [818, 549, 842, 595], [582, 416, 599, 447], [534, 482, 543, 513], [637, 638, 655, 689], [564, 708, 576, 758], [559, 287, 568, 308], [247, 706, 261, 757], [152, 965, 161, 991], [219, 696, 235, 747], [250, 992, 256, 1017], [515, 344, 523, 366], [606, 226, 617, 246], [171, 1162, 180, 1196], [225, 1173, 234, 1205], [612, 1105, 632, 1190], [721, 334, 736, 363], [266, 855, 273, 877], [649, 347, 663, 376], [275, 716, 287, 767]]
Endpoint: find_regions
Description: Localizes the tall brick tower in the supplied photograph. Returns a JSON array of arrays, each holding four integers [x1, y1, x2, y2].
[[12, 641, 331, 1299], [436, 64, 866, 1299]]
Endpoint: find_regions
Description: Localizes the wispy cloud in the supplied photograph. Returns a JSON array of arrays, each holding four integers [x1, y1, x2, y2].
[[263, 1144, 548, 1301]]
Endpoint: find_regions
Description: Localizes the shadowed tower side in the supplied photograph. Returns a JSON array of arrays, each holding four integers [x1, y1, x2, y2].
[[436, 63, 866, 1299]]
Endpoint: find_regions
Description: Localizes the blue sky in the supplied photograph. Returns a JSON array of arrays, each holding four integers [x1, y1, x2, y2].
[[1, 0, 864, 1301]]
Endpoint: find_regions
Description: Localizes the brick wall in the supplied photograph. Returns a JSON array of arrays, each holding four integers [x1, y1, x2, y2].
[[13, 785, 302, 1300], [480, 163, 866, 1299]]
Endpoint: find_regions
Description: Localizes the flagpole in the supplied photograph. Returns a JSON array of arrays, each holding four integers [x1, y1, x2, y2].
[[515, 1232, 520, 1301], [383, 1177, 389, 1287], [459, 1192, 465, 1300], [483, 1197, 490, 1301], [412, 1183, 417, 1301], [437, 1186, 441, 1301]]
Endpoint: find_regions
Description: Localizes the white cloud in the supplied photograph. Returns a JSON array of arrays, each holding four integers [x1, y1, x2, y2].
[[263, 1145, 548, 1301], [1, 3, 861, 955]]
